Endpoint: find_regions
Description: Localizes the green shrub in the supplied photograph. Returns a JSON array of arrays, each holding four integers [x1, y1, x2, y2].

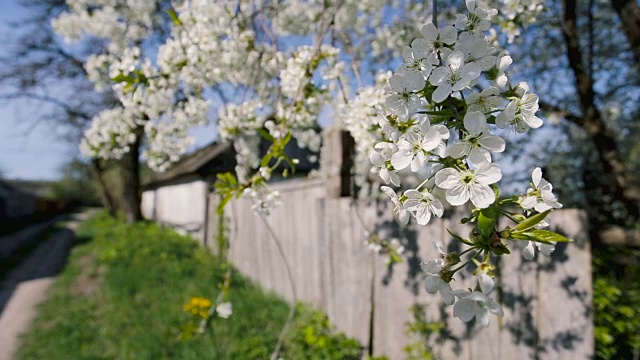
[[282, 304, 363, 359], [593, 248, 640, 360], [402, 304, 441, 360]]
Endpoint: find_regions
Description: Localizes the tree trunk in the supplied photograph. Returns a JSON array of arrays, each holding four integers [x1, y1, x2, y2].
[[562, 0, 640, 227], [611, 0, 640, 65], [120, 130, 143, 223], [90, 159, 117, 217]]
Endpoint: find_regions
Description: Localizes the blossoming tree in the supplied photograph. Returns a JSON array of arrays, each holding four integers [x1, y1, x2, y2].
[[53, 0, 570, 343]]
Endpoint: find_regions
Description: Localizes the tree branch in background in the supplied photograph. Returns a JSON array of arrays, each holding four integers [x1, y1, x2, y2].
[[562, 0, 640, 228], [611, 0, 640, 65]]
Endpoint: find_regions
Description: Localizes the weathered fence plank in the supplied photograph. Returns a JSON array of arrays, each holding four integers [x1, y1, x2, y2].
[[213, 179, 592, 359]]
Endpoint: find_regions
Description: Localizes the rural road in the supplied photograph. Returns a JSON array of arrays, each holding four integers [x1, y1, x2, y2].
[[0, 210, 93, 360]]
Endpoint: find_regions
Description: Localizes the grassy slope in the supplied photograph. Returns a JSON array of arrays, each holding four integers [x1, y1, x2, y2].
[[17, 212, 361, 360]]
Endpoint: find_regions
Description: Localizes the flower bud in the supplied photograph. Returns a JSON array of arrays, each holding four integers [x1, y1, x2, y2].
[[445, 252, 461, 266]]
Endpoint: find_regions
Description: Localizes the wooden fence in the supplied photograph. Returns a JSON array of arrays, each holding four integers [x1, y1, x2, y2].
[[206, 178, 593, 359]]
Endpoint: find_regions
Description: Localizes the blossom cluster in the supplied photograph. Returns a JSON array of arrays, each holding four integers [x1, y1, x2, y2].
[[367, 0, 564, 327], [54, 0, 544, 195], [484, 0, 545, 43]]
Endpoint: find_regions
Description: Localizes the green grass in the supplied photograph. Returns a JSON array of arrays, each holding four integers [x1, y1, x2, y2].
[[17, 212, 362, 360]]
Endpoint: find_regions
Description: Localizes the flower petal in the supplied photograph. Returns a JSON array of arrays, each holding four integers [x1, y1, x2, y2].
[[425, 275, 441, 293], [423, 260, 442, 274], [532, 167, 542, 187], [440, 26, 457, 45], [479, 135, 505, 152], [440, 283, 455, 305], [435, 168, 460, 189], [469, 183, 495, 208], [453, 299, 477, 322], [432, 83, 452, 103], [421, 23, 438, 41], [479, 273, 495, 294], [447, 141, 470, 159], [476, 308, 490, 327], [475, 163, 502, 185], [463, 111, 486, 135], [391, 151, 413, 171], [447, 183, 470, 206]]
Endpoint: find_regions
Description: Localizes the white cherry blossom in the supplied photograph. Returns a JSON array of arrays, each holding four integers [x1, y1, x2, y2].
[[452, 289, 503, 327], [435, 163, 502, 208], [467, 87, 503, 114], [390, 123, 444, 172], [420, 23, 457, 55], [426, 275, 455, 305], [515, 240, 556, 260], [404, 189, 444, 225], [478, 273, 495, 294], [423, 242, 454, 305], [491, 53, 513, 88], [520, 167, 562, 212], [455, 0, 498, 36], [381, 186, 410, 225], [385, 73, 425, 120], [447, 111, 505, 165], [454, 36, 496, 71], [399, 39, 439, 81], [496, 91, 543, 133], [429, 51, 481, 103], [370, 142, 401, 186], [245, 188, 282, 216]]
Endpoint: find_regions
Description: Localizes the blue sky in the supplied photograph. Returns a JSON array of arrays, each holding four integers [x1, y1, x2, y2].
[[0, 0, 73, 180], [0, 0, 218, 180]]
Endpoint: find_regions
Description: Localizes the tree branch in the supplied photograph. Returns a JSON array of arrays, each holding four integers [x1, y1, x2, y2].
[[562, 0, 640, 220], [611, 0, 640, 65], [0, 91, 92, 120], [538, 101, 583, 125]]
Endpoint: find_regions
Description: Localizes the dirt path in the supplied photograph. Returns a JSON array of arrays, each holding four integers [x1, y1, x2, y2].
[[0, 215, 66, 264], [0, 210, 94, 360]]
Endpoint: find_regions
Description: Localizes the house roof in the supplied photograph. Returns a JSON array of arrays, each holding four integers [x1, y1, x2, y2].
[[144, 135, 321, 189], [144, 142, 236, 188]]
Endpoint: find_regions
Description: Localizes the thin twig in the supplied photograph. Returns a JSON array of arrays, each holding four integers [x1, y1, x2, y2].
[[587, 0, 596, 79], [432, 0, 438, 28], [197, 197, 240, 334], [197, 266, 232, 333]]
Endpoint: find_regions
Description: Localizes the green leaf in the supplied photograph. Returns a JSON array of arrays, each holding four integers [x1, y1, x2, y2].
[[217, 194, 233, 215], [477, 205, 498, 239], [492, 242, 511, 255], [281, 131, 292, 147], [257, 128, 275, 142], [111, 73, 135, 83], [512, 229, 572, 244], [447, 229, 474, 246], [525, 229, 572, 243], [260, 153, 273, 168], [514, 209, 552, 232], [165, 8, 183, 26]]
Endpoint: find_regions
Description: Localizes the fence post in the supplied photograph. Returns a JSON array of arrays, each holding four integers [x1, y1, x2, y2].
[[321, 126, 355, 198]]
